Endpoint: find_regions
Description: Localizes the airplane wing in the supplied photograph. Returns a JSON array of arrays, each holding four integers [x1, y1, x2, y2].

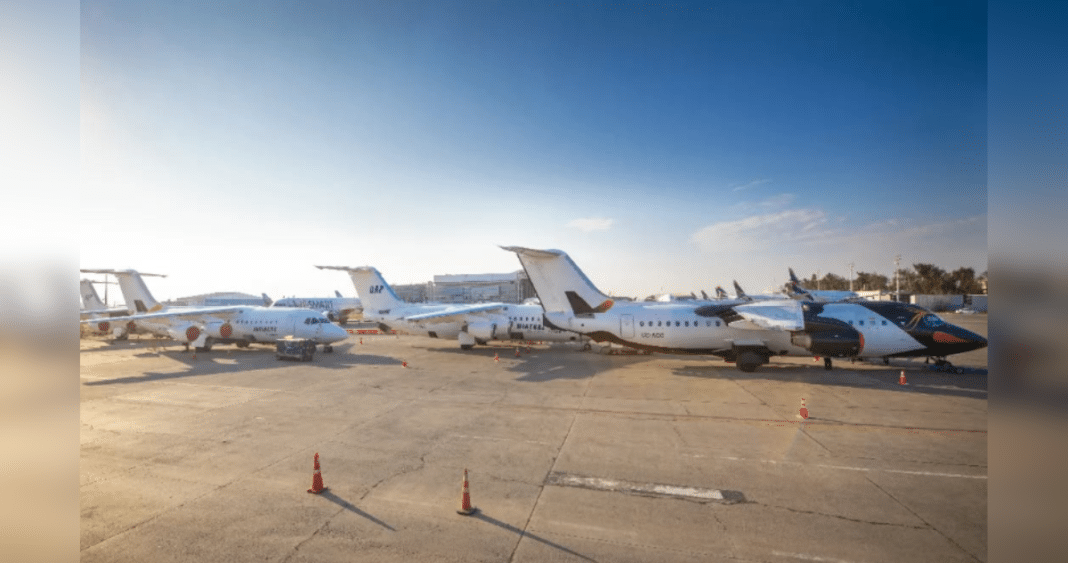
[[694, 299, 803, 331], [402, 303, 508, 324], [77, 306, 248, 324]]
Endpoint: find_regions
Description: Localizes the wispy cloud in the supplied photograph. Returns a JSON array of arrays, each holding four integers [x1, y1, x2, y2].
[[568, 217, 615, 232], [690, 209, 987, 272], [731, 178, 771, 192], [690, 209, 831, 252], [759, 193, 796, 208]]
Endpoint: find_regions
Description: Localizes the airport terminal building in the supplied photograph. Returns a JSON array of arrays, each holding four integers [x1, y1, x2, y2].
[[393, 271, 534, 304]]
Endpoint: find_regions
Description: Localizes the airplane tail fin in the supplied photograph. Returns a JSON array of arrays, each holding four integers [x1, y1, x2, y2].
[[80, 279, 106, 311], [80, 269, 166, 313], [316, 266, 405, 312], [701, 289, 709, 300], [501, 247, 612, 315], [715, 286, 728, 299], [335, 290, 343, 298], [262, 293, 273, 306], [732, 280, 750, 300]]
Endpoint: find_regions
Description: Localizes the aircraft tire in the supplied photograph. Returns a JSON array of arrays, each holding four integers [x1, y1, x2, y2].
[[236, 342, 250, 348], [324, 345, 333, 353], [737, 351, 763, 373], [460, 344, 474, 350]]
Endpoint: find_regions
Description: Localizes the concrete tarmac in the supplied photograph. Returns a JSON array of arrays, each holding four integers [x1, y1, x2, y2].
[[81, 315, 987, 562]]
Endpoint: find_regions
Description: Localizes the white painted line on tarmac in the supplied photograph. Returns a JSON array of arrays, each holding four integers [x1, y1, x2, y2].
[[450, 434, 554, 447], [705, 456, 986, 479], [545, 472, 745, 503]]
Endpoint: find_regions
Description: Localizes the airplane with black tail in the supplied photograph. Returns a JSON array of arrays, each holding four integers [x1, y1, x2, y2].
[[502, 247, 986, 372]]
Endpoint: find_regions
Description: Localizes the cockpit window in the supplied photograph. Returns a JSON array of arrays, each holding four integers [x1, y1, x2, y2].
[[921, 314, 944, 328]]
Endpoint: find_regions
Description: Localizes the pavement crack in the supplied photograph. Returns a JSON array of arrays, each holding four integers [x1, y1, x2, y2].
[[753, 502, 928, 529], [863, 475, 984, 562]]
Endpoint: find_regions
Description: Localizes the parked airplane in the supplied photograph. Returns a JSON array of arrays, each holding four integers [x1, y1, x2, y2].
[[316, 265, 586, 349], [80, 279, 130, 318], [732, 280, 789, 302], [502, 247, 986, 372], [79, 269, 349, 352], [786, 268, 860, 302], [271, 290, 362, 324]]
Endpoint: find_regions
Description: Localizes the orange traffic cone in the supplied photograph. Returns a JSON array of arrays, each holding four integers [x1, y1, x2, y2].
[[813, 356, 820, 362], [402, 361, 408, 368], [494, 353, 499, 363], [307, 452, 326, 494], [359, 337, 363, 345], [899, 371, 908, 385], [457, 468, 477, 515], [799, 398, 809, 420]]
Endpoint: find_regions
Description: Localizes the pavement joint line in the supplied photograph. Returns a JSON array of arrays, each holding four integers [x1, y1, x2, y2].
[[861, 474, 985, 562], [756, 501, 928, 529], [424, 398, 987, 435], [694, 456, 987, 479]]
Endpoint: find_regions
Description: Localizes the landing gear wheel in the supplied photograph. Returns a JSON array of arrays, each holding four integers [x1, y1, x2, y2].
[[737, 351, 764, 373], [582, 343, 592, 351], [460, 344, 473, 350], [324, 345, 333, 353], [824, 357, 833, 371], [236, 342, 250, 348]]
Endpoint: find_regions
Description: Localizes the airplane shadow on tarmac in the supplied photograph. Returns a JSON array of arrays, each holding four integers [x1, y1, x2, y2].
[[471, 511, 596, 562], [673, 362, 988, 400], [317, 490, 396, 532], [82, 343, 401, 386]]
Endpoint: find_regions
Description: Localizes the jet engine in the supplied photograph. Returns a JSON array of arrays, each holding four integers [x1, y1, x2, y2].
[[167, 323, 210, 349], [466, 321, 499, 342], [790, 316, 864, 358], [203, 321, 235, 340]]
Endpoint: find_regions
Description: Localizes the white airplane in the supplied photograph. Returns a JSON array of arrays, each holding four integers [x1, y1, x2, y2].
[[785, 268, 860, 302], [79, 269, 349, 352], [502, 247, 987, 372], [731, 280, 789, 302], [316, 265, 586, 349], [271, 290, 362, 324], [80, 279, 130, 318]]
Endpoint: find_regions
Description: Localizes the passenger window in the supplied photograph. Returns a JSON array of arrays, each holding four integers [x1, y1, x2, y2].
[[706, 321, 711, 327], [684, 321, 689, 327], [657, 321, 662, 327], [859, 320, 864, 326], [716, 321, 721, 327], [675, 321, 680, 327], [639, 321, 645, 327], [882, 320, 887, 326]]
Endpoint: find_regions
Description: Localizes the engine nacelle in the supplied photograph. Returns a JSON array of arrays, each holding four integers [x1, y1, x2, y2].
[[466, 321, 499, 342], [791, 316, 863, 358], [167, 323, 208, 346], [204, 321, 235, 339]]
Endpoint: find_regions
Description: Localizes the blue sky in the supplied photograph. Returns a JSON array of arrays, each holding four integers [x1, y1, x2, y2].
[[79, 1, 987, 302]]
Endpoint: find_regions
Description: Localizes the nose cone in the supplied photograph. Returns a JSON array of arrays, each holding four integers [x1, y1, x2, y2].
[[931, 324, 988, 354], [324, 323, 350, 343]]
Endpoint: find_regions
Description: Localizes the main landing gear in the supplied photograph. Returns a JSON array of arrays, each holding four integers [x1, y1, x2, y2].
[[824, 357, 833, 371], [926, 356, 963, 374]]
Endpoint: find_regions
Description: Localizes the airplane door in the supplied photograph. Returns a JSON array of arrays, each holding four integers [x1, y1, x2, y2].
[[620, 315, 634, 337]]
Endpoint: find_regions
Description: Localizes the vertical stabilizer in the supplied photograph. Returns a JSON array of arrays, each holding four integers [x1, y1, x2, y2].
[[111, 270, 164, 312], [80, 279, 106, 311], [501, 247, 612, 315], [316, 266, 405, 312], [80, 269, 165, 313]]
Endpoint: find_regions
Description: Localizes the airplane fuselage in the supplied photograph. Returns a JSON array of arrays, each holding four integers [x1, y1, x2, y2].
[[365, 303, 581, 344], [543, 300, 985, 362]]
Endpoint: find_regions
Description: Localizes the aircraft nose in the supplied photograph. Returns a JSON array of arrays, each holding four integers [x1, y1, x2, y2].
[[327, 323, 350, 342]]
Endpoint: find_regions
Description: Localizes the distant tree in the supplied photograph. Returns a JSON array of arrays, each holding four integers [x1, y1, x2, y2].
[[912, 263, 949, 293], [949, 267, 983, 294], [854, 272, 889, 291], [819, 272, 850, 290]]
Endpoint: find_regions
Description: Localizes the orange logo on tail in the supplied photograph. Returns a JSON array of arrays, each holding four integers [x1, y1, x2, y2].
[[593, 300, 614, 313]]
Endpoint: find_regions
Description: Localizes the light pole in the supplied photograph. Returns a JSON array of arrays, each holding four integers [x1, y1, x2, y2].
[[849, 262, 854, 292], [894, 254, 901, 302]]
